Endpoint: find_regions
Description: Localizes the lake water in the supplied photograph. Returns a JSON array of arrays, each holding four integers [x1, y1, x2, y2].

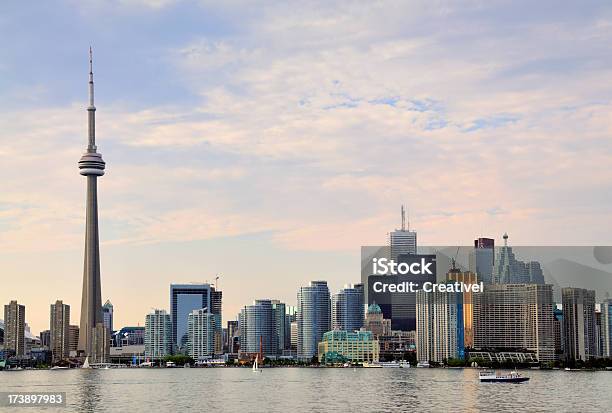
[[1, 368, 611, 412]]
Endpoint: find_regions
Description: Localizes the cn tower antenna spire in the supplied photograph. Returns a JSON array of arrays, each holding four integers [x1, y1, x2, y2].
[[87, 46, 96, 151], [401, 205, 405, 231]]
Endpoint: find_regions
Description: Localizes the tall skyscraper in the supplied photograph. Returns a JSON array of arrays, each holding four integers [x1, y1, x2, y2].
[[145, 309, 173, 359], [78, 49, 108, 363], [389, 205, 417, 261], [601, 299, 612, 358], [447, 269, 477, 348], [4, 300, 26, 356], [170, 284, 221, 353], [416, 290, 464, 363], [290, 321, 298, 351], [226, 320, 239, 354], [271, 300, 289, 352], [470, 237, 494, 284], [553, 307, 564, 359], [331, 284, 364, 332], [562, 288, 596, 361], [492, 233, 544, 284], [473, 284, 555, 362], [239, 299, 278, 357], [102, 300, 113, 333], [50, 300, 70, 363], [297, 281, 330, 360], [187, 308, 216, 361]]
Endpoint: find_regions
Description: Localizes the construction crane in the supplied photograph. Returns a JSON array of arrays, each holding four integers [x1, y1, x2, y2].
[[450, 247, 460, 271]]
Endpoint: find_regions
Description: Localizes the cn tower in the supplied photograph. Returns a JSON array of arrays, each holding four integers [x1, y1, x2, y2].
[[77, 48, 107, 362]]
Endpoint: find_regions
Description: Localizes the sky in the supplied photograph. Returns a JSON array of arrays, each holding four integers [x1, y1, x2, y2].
[[1, 0, 612, 335]]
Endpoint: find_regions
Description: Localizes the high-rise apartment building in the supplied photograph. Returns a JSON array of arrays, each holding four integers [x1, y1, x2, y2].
[[68, 325, 80, 356], [297, 281, 330, 360], [145, 309, 173, 359], [3, 300, 26, 356], [473, 284, 555, 362], [332, 284, 364, 332], [50, 300, 70, 363], [562, 288, 596, 361], [271, 300, 289, 352], [416, 290, 464, 363], [188, 308, 216, 361], [290, 321, 298, 351], [601, 299, 612, 358], [239, 299, 278, 357]]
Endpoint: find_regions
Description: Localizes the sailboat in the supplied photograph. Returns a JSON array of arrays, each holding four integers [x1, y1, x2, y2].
[[82, 357, 91, 369], [252, 356, 262, 373]]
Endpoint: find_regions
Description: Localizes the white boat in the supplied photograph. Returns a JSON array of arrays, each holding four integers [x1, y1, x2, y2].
[[139, 361, 153, 368], [82, 357, 91, 369], [362, 362, 383, 368], [416, 361, 430, 368], [252, 356, 262, 372], [50, 366, 69, 370], [479, 369, 529, 383]]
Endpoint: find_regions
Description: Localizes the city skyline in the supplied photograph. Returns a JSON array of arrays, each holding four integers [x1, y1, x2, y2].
[[2, 1, 612, 335]]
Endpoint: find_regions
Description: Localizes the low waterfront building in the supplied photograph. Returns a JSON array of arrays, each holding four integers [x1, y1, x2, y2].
[[109, 345, 145, 364], [468, 351, 539, 364], [378, 330, 415, 361], [318, 330, 379, 364], [112, 326, 144, 347]]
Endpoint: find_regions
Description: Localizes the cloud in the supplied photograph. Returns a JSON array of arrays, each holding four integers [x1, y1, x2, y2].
[[1, 0, 612, 257]]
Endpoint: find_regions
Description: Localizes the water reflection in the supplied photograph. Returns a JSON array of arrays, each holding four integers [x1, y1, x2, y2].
[[75, 370, 104, 412], [0, 368, 610, 412]]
